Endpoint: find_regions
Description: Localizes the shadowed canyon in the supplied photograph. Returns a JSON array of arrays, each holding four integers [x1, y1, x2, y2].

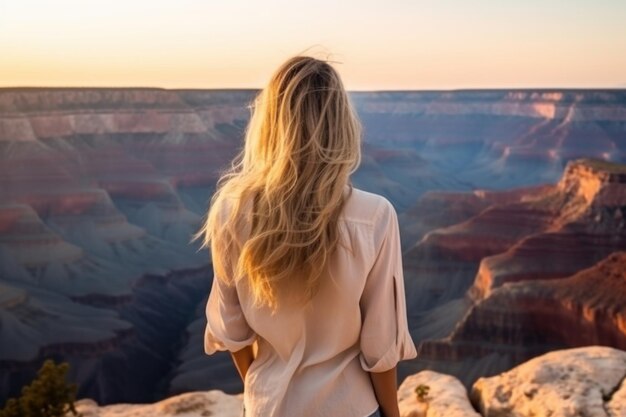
[[0, 87, 625, 407]]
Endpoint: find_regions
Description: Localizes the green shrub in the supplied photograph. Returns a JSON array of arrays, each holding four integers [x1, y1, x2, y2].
[[0, 359, 80, 417], [414, 383, 430, 402]]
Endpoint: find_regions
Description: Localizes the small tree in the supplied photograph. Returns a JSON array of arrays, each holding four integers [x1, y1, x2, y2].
[[0, 359, 80, 417], [415, 383, 430, 403]]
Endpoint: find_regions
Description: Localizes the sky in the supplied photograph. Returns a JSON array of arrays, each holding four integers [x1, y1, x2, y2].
[[1, 0, 626, 90]]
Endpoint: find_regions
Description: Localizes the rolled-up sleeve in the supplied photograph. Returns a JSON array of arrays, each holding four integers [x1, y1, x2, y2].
[[358, 198, 418, 373], [204, 269, 257, 355]]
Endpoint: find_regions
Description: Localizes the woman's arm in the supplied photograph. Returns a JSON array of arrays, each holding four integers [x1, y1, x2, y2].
[[230, 344, 255, 382], [369, 366, 400, 417]]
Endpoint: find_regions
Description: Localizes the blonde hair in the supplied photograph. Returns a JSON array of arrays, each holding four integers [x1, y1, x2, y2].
[[191, 55, 362, 312]]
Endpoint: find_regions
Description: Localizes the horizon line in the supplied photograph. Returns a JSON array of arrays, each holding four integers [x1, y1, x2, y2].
[[1, 86, 626, 93]]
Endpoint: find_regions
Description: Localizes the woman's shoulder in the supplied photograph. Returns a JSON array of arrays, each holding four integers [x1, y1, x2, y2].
[[342, 186, 396, 226]]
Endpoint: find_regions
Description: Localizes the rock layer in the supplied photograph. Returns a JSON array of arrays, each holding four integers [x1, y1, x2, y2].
[[0, 89, 246, 404], [409, 160, 626, 387], [1, 88, 626, 405]]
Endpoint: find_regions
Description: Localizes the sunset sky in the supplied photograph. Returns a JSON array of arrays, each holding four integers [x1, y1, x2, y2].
[[1, 0, 625, 90]]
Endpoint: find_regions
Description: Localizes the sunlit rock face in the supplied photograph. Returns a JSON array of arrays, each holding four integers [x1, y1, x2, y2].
[[74, 390, 244, 417], [474, 252, 626, 346], [1, 88, 626, 406], [416, 252, 626, 386], [473, 159, 626, 299], [71, 346, 626, 417], [471, 346, 626, 417], [398, 370, 480, 417], [407, 160, 626, 387]]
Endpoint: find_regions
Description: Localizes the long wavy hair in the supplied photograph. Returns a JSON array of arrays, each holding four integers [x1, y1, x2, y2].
[[191, 55, 362, 312]]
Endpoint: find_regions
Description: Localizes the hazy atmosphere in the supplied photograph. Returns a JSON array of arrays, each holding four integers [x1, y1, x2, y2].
[[1, 0, 626, 89], [1, 1, 626, 416]]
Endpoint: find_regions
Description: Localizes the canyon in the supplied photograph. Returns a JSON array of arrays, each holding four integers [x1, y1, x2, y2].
[[0, 87, 625, 406], [403, 159, 626, 386]]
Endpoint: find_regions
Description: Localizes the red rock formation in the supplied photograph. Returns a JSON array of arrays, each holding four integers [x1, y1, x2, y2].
[[402, 183, 558, 312], [2, 88, 626, 404], [473, 159, 626, 298], [410, 160, 626, 386], [462, 251, 626, 347]]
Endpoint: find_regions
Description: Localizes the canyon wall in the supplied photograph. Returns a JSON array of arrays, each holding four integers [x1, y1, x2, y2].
[[406, 159, 626, 386], [0, 88, 625, 404]]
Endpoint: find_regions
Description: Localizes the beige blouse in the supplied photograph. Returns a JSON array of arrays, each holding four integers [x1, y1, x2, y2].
[[204, 186, 418, 417]]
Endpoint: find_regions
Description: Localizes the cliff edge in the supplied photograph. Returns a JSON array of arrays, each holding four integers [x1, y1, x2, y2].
[[70, 346, 626, 417]]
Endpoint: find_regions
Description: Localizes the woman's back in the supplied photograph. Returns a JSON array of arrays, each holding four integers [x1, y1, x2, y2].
[[204, 185, 418, 417]]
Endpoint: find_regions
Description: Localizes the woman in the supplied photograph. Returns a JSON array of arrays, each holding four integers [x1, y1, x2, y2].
[[191, 55, 417, 417]]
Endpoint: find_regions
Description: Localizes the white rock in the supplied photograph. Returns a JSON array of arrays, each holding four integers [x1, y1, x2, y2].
[[471, 346, 626, 417], [72, 390, 243, 417], [398, 370, 480, 417], [607, 376, 626, 417], [67, 346, 626, 417]]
